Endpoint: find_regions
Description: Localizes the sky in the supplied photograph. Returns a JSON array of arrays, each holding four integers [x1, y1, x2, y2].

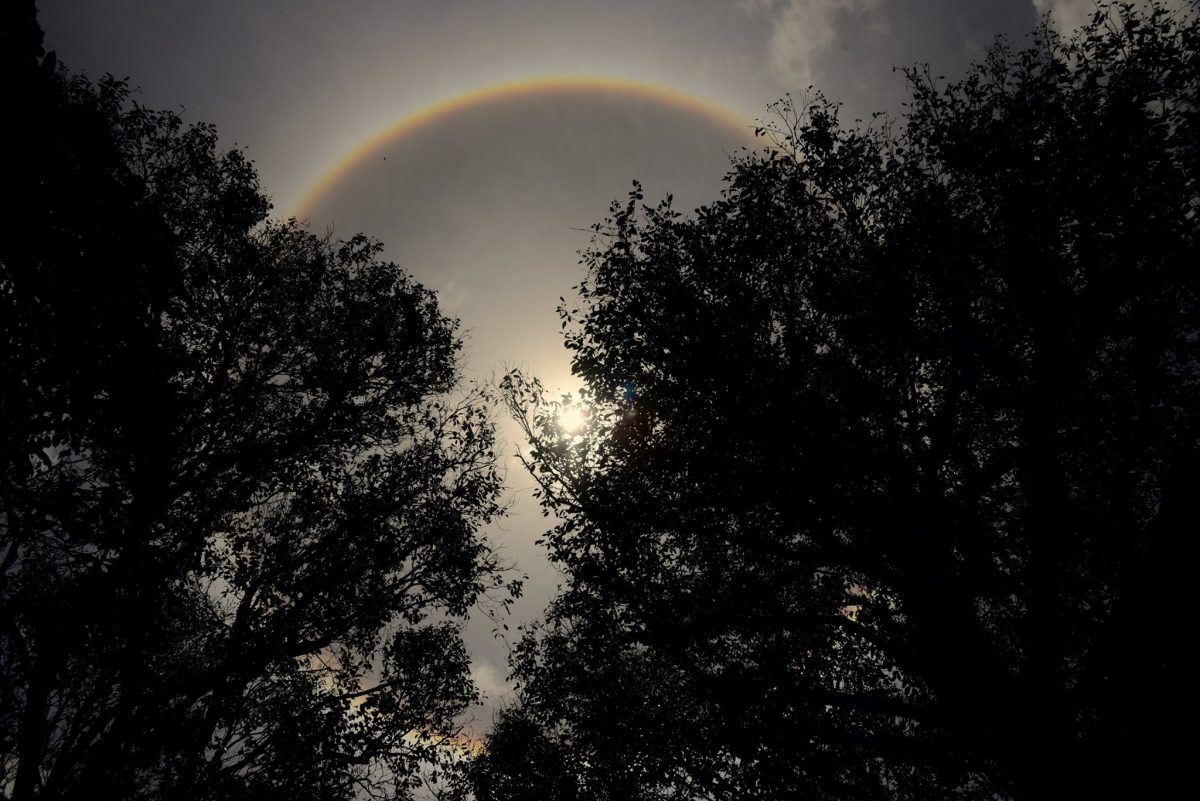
[[38, 0, 1112, 729]]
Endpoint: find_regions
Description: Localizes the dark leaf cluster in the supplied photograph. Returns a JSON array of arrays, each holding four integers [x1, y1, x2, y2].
[[2, 8, 509, 800], [484, 3, 1199, 799]]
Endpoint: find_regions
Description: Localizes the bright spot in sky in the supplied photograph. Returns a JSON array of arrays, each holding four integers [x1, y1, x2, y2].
[[558, 405, 586, 433]]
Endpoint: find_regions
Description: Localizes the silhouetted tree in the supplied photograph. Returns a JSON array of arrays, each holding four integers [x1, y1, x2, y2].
[[461, 707, 577, 801], [492, 3, 1198, 799], [1, 8, 511, 800]]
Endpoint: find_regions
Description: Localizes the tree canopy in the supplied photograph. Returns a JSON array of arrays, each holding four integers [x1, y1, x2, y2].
[[2, 9, 511, 800], [484, 3, 1199, 799]]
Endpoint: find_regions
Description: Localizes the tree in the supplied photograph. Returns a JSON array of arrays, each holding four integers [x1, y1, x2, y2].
[[461, 707, 577, 801], [491, 3, 1198, 799], [1, 9, 512, 800]]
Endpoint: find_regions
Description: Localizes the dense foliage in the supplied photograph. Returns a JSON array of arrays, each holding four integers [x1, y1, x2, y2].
[[2, 8, 509, 800], [484, 3, 1199, 799]]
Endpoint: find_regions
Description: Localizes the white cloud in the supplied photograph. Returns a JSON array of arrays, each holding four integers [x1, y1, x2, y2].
[[748, 0, 886, 88], [470, 659, 510, 702]]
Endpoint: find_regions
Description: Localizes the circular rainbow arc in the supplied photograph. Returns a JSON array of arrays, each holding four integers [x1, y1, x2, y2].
[[289, 76, 755, 218]]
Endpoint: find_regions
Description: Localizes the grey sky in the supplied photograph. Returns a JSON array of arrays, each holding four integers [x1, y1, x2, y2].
[[296, 88, 755, 720], [40, 0, 1092, 730], [39, 1, 1050, 211]]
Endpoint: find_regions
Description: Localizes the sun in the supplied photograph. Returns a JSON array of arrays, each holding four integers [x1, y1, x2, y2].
[[558, 405, 586, 434]]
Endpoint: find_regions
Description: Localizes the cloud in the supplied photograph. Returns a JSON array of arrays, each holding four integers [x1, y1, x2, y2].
[[470, 659, 510, 702], [437, 271, 472, 314], [1031, 0, 1100, 32], [737, 0, 780, 11], [1032, 0, 1194, 35], [747, 0, 887, 88]]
